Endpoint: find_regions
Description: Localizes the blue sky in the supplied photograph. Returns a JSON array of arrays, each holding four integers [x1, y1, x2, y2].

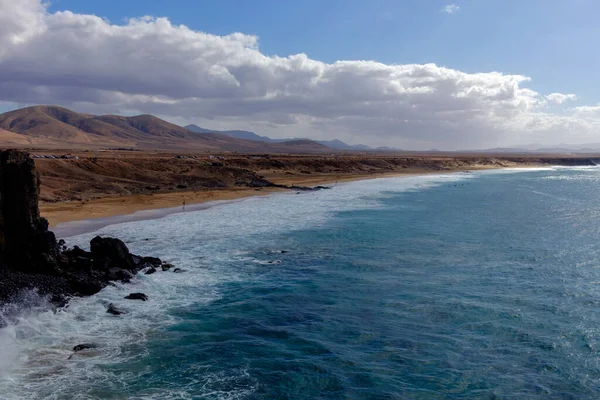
[[2, 0, 600, 149], [46, 0, 597, 105]]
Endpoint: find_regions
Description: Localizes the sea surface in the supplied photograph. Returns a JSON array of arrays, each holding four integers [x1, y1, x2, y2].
[[2, 167, 600, 399]]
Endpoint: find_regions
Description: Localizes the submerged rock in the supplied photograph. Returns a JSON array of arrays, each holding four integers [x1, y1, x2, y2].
[[161, 263, 174, 271], [142, 256, 162, 267], [73, 343, 98, 352], [173, 268, 186, 273], [125, 292, 148, 301], [106, 303, 125, 315], [144, 266, 157, 275]]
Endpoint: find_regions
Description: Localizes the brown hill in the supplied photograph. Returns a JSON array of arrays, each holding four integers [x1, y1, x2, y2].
[[0, 106, 331, 153]]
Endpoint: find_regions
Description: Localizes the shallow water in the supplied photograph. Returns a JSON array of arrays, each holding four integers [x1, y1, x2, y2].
[[2, 167, 600, 399]]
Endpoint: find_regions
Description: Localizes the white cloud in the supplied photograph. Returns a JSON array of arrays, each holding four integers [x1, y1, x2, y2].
[[442, 4, 460, 14], [546, 93, 577, 104], [0, 0, 598, 149]]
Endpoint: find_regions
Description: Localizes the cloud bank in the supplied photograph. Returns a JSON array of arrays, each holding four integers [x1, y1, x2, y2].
[[0, 0, 597, 149]]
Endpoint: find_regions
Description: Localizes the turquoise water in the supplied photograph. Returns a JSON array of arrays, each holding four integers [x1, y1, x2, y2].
[[3, 167, 600, 399]]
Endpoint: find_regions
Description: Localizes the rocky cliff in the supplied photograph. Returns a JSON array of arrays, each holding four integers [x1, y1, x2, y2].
[[0, 150, 57, 270], [0, 150, 168, 307]]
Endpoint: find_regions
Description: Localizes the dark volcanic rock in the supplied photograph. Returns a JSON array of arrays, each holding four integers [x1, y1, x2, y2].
[[161, 263, 174, 271], [107, 268, 134, 282], [0, 150, 167, 307], [142, 256, 162, 267], [0, 150, 57, 271], [64, 246, 91, 259], [106, 303, 125, 315], [90, 236, 137, 271], [144, 266, 157, 275], [71, 278, 104, 297], [125, 292, 148, 301], [73, 343, 98, 352]]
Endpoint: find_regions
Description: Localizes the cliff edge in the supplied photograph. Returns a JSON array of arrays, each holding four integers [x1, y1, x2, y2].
[[0, 150, 168, 309]]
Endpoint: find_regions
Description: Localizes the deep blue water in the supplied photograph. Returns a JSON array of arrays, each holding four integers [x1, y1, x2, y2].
[[3, 167, 600, 399]]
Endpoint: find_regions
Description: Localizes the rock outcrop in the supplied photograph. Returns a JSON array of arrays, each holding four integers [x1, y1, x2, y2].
[[125, 293, 148, 301], [0, 150, 57, 271], [0, 150, 171, 306]]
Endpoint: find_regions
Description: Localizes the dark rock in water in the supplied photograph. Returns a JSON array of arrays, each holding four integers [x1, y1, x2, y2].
[[106, 303, 125, 315], [125, 292, 148, 301], [71, 278, 104, 297], [144, 266, 157, 275], [173, 268, 186, 273], [142, 256, 162, 267], [73, 343, 98, 352], [90, 236, 137, 271], [161, 263, 174, 271], [107, 268, 134, 282]]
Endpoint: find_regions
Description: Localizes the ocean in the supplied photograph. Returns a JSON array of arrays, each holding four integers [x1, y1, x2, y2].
[[2, 167, 600, 399]]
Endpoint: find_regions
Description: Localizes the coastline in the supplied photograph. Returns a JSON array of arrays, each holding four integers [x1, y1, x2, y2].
[[42, 168, 486, 229], [38, 152, 600, 228], [46, 165, 519, 238]]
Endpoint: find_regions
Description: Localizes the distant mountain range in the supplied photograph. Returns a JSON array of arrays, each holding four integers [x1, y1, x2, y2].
[[185, 124, 395, 151], [4, 106, 598, 154], [0, 106, 331, 153]]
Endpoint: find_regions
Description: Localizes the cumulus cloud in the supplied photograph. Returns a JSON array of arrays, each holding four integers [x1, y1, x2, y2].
[[0, 0, 597, 149], [546, 93, 577, 104], [442, 4, 460, 14]]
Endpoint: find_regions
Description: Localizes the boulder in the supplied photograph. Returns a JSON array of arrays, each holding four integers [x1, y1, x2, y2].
[[161, 263, 174, 271], [90, 236, 136, 271], [125, 292, 148, 301]]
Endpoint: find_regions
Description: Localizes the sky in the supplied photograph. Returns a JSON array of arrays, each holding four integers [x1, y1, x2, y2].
[[1, 0, 600, 149]]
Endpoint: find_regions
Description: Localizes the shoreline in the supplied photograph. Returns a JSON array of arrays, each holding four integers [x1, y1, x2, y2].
[[43, 169, 472, 229], [37, 152, 598, 228], [48, 166, 510, 238], [47, 171, 419, 237]]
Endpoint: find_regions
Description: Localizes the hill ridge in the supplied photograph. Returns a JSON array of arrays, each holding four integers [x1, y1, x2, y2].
[[0, 106, 331, 153]]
